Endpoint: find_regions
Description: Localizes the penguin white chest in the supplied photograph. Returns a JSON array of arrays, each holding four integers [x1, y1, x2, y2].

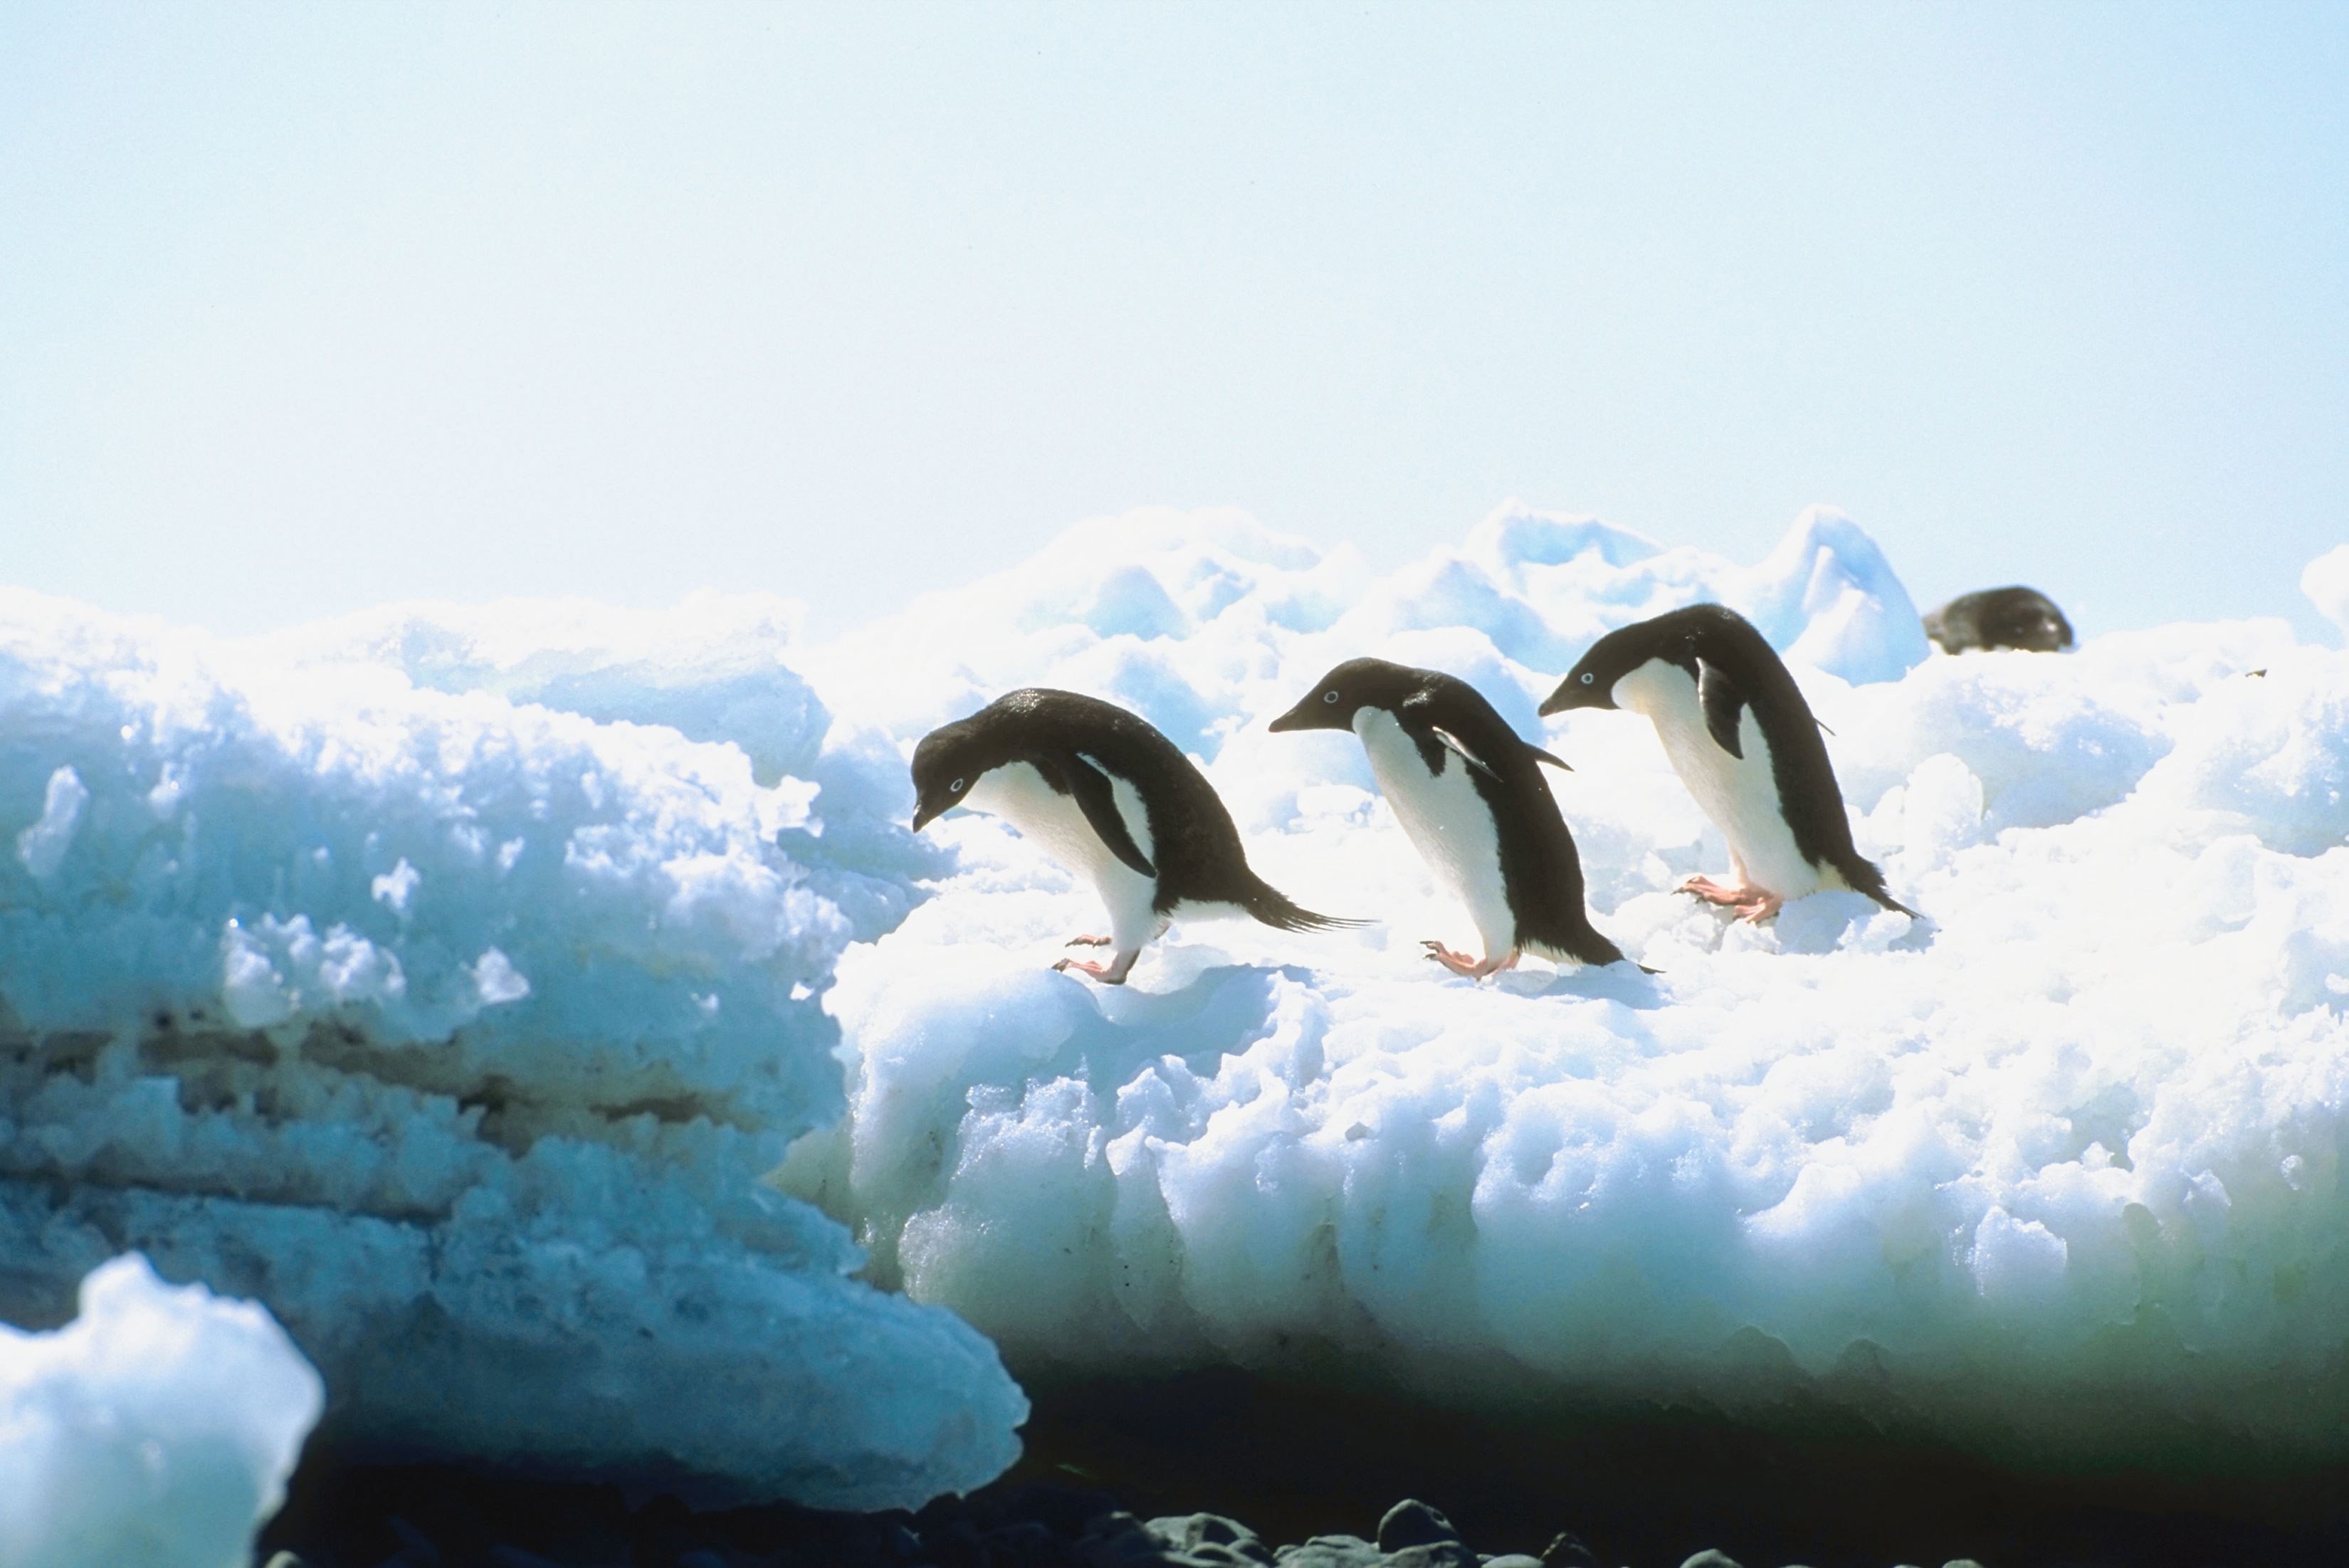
[[1354, 708, 1516, 952], [1611, 661, 1833, 898], [961, 760, 1163, 949]]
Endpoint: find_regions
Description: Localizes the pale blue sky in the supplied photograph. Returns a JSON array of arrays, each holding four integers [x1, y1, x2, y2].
[[4, 3, 2345, 642]]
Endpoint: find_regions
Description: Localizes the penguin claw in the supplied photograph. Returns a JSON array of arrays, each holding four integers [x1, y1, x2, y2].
[[1678, 875, 1781, 922], [1053, 950, 1137, 985], [1064, 934, 1114, 947], [1422, 941, 1520, 980]]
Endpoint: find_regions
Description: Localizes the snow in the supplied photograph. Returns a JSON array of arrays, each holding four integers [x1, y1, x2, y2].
[[0, 1253, 320, 1568], [780, 510, 2349, 1464], [0, 588, 1022, 1510], [5, 503, 2343, 1494]]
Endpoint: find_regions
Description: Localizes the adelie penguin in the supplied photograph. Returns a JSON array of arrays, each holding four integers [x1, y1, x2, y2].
[[1271, 658, 1633, 980], [1924, 586, 2074, 654], [1543, 604, 1916, 925], [910, 688, 1361, 984]]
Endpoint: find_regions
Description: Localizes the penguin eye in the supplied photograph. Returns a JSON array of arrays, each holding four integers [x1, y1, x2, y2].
[[950, 777, 966, 794], [1580, 672, 1594, 685], [1321, 690, 1340, 705]]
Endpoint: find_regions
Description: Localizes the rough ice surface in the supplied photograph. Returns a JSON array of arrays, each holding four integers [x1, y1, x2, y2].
[[781, 510, 2349, 1464], [0, 589, 1022, 1510], [8, 504, 2343, 1495], [0, 1253, 320, 1568]]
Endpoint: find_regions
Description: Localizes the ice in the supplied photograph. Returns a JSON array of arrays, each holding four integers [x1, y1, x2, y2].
[[0, 1253, 320, 1568], [782, 527, 2349, 1465], [0, 588, 1023, 1510], [1739, 504, 1930, 685], [9, 511, 2341, 1493], [2306, 543, 2349, 641]]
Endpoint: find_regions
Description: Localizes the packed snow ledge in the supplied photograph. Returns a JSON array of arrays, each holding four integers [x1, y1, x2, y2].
[[0, 589, 1022, 1510], [784, 505, 2349, 1464], [4, 502, 2345, 1505]]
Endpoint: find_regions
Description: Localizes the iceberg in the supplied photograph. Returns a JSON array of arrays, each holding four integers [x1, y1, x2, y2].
[[0, 589, 1024, 1510], [782, 520, 2349, 1466]]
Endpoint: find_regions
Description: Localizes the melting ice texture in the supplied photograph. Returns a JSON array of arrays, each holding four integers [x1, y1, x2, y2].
[[0, 588, 1022, 1510], [0, 1255, 321, 1568], [783, 503, 2349, 1463]]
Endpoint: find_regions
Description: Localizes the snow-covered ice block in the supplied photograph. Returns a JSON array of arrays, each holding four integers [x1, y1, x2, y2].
[[784, 537, 2349, 1466], [0, 589, 1024, 1509], [0, 1254, 320, 1568]]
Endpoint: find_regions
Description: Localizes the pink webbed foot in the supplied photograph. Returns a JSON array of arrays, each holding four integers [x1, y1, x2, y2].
[[1053, 947, 1140, 985], [1678, 875, 1782, 923], [1422, 940, 1521, 980]]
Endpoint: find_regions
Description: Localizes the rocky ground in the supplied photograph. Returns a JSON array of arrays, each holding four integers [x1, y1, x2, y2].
[[252, 1369, 2349, 1568], [255, 1468, 1933, 1568]]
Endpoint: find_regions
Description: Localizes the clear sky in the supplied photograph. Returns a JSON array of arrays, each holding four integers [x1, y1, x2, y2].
[[4, 2, 2345, 643]]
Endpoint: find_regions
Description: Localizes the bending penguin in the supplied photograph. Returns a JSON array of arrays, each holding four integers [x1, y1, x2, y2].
[[1271, 658, 1632, 979], [911, 688, 1361, 984], [1542, 604, 1914, 924]]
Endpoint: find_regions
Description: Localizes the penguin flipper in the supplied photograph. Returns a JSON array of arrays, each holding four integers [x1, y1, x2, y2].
[[1425, 723, 1500, 781], [1059, 753, 1156, 877], [1696, 658, 1746, 759]]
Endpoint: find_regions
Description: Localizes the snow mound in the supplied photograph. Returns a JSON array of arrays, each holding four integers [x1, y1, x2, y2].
[[2306, 544, 2349, 640], [0, 589, 1023, 1510], [0, 1253, 320, 1568], [782, 524, 2349, 1465]]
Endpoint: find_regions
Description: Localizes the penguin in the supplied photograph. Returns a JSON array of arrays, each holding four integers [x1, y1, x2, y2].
[[1270, 658, 1631, 979], [910, 688, 1360, 984], [1540, 604, 1916, 924], [1923, 586, 2074, 653]]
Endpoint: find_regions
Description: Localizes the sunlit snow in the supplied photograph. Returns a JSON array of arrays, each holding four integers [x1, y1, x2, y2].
[[4, 500, 2345, 1509], [0, 1255, 320, 1568]]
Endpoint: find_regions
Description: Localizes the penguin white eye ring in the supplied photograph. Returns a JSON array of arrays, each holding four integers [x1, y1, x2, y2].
[[1579, 672, 1594, 685], [950, 777, 966, 793], [1322, 690, 1340, 704]]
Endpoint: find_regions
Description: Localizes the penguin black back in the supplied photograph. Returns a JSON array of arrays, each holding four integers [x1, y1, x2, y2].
[[1545, 605, 1912, 916], [1925, 586, 2074, 653], [1274, 658, 1627, 968]]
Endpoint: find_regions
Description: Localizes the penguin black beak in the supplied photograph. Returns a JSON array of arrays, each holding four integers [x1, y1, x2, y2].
[[1538, 675, 1605, 717], [1266, 697, 1318, 733], [911, 801, 940, 832]]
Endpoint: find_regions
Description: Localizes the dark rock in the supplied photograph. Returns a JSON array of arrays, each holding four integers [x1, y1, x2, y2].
[[1678, 1552, 1743, 1568], [1271, 1537, 1382, 1567], [385, 1518, 441, 1567], [486, 1548, 570, 1568], [1377, 1500, 1463, 1553], [1539, 1531, 1600, 1568], [987, 1519, 1073, 1566], [1382, 1545, 1478, 1568], [1145, 1513, 1268, 1559], [1080, 1514, 1179, 1566]]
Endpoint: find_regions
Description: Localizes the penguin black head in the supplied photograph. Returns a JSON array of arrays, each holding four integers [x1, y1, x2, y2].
[[1268, 658, 1426, 732], [1540, 605, 1749, 716], [909, 700, 1031, 831]]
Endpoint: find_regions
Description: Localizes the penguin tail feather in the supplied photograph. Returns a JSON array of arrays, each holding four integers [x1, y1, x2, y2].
[[1841, 854, 1922, 921], [1240, 877, 1370, 935]]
